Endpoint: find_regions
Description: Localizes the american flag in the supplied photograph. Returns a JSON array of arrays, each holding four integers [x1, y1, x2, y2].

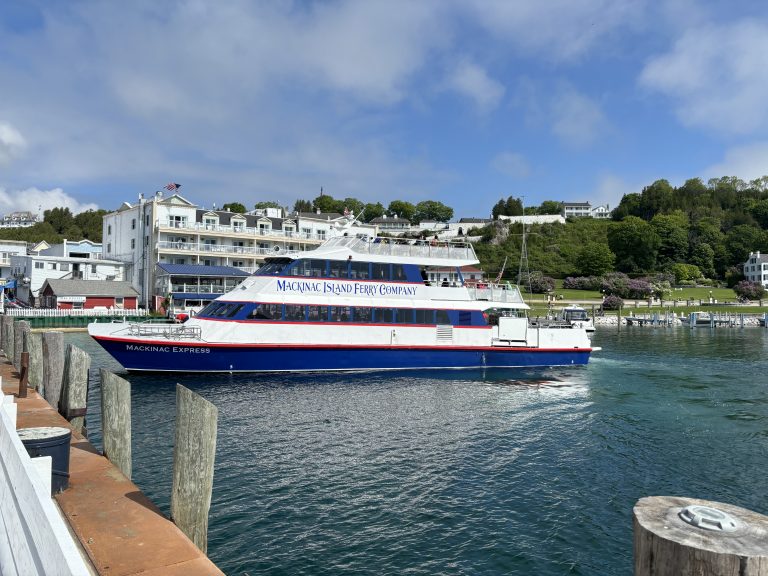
[[165, 182, 181, 191]]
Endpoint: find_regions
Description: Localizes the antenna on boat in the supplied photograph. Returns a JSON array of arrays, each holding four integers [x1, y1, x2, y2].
[[517, 197, 532, 298]]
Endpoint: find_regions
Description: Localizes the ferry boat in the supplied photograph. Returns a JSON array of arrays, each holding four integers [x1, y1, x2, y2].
[[88, 236, 598, 372]]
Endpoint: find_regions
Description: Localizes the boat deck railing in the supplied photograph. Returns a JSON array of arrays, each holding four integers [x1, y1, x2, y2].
[[466, 283, 526, 304], [128, 323, 203, 340], [323, 236, 477, 261]]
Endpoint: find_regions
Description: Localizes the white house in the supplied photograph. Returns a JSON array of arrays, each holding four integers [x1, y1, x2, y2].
[[0, 211, 39, 228], [562, 202, 611, 219], [744, 252, 768, 288], [0, 240, 28, 278], [10, 253, 125, 306]]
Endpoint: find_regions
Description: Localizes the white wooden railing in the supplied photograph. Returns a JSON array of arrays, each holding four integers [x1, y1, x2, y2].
[[4, 308, 150, 318], [0, 392, 91, 575]]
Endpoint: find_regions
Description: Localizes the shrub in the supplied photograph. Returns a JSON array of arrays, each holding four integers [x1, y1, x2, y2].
[[600, 272, 630, 297], [733, 280, 767, 301], [526, 272, 555, 294], [602, 295, 624, 310], [626, 278, 653, 299], [563, 276, 601, 291]]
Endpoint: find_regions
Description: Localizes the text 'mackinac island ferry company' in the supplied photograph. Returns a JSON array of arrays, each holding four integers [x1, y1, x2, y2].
[[88, 236, 598, 372]]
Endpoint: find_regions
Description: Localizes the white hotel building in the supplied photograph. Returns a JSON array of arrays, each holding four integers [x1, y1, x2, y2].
[[102, 191, 376, 309], [744, 251, 768, 288]]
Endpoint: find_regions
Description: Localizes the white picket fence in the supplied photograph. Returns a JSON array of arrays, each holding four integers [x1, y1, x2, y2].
[[3, 308, 149, 318], [0, 391, 91, 575]]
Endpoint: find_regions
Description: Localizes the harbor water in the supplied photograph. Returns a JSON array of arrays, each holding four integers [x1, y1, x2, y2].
[[72, 327, 768, 575]]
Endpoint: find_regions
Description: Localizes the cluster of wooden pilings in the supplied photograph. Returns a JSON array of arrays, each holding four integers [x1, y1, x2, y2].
[[0, 315, 218, 554]]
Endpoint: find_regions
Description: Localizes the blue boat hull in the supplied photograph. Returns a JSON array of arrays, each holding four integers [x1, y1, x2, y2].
[[91, 337, 592, 372]]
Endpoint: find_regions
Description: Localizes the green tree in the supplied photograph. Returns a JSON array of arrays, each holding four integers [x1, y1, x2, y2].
[[504, 197, 524, 216], [748, 198, 768, 229], [611, 193, 642, 221], [639, 179, 674, 220], [491, 198, 506, 219], [73, 209, 108, 241], [361, 202, 385, 222], [414, 200, 453, 223], [0, 222, 62, 244], [607, 216, 661, 272], [651, 211, 689, 266], [387, 200, 417, 222], [222, 202, 247, 213], [313, 194, 341, 214], [293, 199, 313, 213], [44, 207, 74, 234], [575, 243, 615, 276], [340, 197, 365, 218], [538, 200, 562, 215], [724, 225, 766, 267], [689, 242, 715, 278]]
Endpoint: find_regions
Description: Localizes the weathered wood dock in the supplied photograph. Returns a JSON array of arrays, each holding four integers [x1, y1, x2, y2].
[[0, 328, 223, 575]]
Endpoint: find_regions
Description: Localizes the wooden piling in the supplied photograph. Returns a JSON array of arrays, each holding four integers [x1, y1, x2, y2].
[[27, 332, 43, 390], [171, 384, 218, 553], [61, 344, 91, 435], [42, 331, 65, 408], [634, 496, 768, 575], [13, 320, 30, 372], [18, 351, 29, 398], [6, 318, 15, 365], [100, 368, 132, 479], [0, 315, 11, 354]]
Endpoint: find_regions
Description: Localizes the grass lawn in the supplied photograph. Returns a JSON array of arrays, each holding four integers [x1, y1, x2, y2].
[[521, 281, 741, 305]]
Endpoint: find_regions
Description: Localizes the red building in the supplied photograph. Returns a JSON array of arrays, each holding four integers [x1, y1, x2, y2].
[[39, 279, 139, 310]]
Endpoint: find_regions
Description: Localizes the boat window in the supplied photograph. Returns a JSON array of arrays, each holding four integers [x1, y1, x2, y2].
[[458, 311, 472, 326], [255, 258, 291, 276], [226, 304, 244, 318], [372, 263, 390, 281], [307, 305, 329, 322], [393, 309, 412, 324], [328, 260, 349, 279], [285, 304, 305, 321], [248, 303, 282, 320], [436, 310, 450, 324], [354, 307, 372, 323], [391, 264, 406, 282], [289, 259, 327, 277], [350, 261, 370, 280], [374, 308, 393, 323], [414, 309, 434, 324], [330, 306, 351, 322]]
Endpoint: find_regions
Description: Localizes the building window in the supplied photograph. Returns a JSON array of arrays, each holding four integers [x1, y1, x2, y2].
[[146, 215, 150, 226], [114, 297, 124, 309], [131, 239, 135, 249], [317, 230, 326, 240], [108, 224, 112, 235], [131, 219, 136, 230], [47, 262, 57, 270], [91, 264, 97, 273], [60, 263, 70, 272], [35, 262, 44, 269]]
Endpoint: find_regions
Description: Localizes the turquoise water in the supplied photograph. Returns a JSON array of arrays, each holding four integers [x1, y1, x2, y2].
[[72, 327, 768, 575]]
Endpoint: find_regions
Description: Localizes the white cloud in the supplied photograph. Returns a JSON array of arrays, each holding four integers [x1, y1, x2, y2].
[[0, 187, 98, 215], [0, 123, 27, 165], [704, 142, 768, 181], [447, 60, 505, 113], [460, 0, 643, 61], [551, 88, 607, 147], [492, 152, 530, 178], [639, 20, 768, 134]]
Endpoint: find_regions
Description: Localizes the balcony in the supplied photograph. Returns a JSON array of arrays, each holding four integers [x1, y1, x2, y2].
[[169, 282, 243, 294], [156, 219, 325, 242], [157, 241, 281, 256]]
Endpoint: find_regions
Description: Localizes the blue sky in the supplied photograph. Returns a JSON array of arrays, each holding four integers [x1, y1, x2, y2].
[[2, 1, 768, 219]]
